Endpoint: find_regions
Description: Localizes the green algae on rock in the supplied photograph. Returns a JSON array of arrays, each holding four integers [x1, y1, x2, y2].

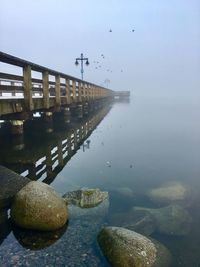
[[62, 188, 108, 208]]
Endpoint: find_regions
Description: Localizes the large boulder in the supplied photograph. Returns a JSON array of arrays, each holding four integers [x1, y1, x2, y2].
[[98, 227, 171, 267], [148, 182, 190, 205], [11, 181, 68, 231], [62, 188, 108, 208], [133, 204, 192, 236]]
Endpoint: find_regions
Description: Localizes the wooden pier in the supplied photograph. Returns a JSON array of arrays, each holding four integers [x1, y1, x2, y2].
[[0, 52, 113, 118]]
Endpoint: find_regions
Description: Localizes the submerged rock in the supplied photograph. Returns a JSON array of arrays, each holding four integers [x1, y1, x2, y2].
[[98, 227, 171, 267], [109, 210, 156, 236], [133, 204, 192, 236], [62, 188, 108, 208], [148, 182, 190, 205], [69, 198, 109, 219], [113, 187, 135, 198], [11, 181, 68, 231]]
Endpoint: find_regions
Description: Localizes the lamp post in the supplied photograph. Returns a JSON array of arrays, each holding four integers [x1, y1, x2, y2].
[[75, 53, 89, 80], [104, 78, 110, 88]]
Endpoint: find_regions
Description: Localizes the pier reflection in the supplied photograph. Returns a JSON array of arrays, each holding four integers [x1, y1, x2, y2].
[[0, 103, 112, 185], [0, 102, 112, 247]]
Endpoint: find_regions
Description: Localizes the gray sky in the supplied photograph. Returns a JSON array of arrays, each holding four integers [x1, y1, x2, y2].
[[0, 0, 200, 99]]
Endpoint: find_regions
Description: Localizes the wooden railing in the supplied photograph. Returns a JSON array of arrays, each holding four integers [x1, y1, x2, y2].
[[0, 52, 113, 114]]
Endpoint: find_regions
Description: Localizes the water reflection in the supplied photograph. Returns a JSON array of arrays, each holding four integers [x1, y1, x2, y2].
[[0, 103, 112, 185], [0, 104, 111, 266], [12, 223, 68, 250], [0, 211, 12, 246]]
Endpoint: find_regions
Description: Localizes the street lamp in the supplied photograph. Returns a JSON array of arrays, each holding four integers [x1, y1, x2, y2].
[[75, 53, 89, 80], [104, 78, 110, 88]]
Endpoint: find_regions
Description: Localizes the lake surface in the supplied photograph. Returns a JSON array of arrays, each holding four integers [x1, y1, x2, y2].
[[0, 95, 200, 267]]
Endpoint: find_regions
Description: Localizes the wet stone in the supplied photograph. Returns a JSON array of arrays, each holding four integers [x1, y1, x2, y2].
[[0, 197, 110, 267], [98, 227, 171, 267], [11, 181, 68, 231], [63, 188, 108, 208]]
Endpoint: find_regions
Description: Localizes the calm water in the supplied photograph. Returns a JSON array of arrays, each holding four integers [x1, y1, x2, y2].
[[0, 95, 200, 267]]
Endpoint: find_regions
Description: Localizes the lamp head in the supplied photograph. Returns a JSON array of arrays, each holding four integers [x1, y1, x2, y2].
[[75, 60, 79, 66], [85, 60, 89, 66]]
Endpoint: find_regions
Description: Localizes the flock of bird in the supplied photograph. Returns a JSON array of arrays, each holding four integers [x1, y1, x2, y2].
[[93, 54, 122, 74], [109, 28, 135, 32], [91, 28, 135, 75]]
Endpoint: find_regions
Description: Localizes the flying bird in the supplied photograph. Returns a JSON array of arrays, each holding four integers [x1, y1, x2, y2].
[[109, 29, 112, 32], [132, 29, 135, 32]]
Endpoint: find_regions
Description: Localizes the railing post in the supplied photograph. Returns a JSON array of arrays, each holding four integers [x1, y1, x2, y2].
[[42, 71, 49, 109], [28, 163, 37, 180], [78, 81, 82, 102], [65, 78, 71, 104], [55, 74, 61, 107], [72, 80, 76, 102], [23, 65, 33, 110], [94, 86, 97, 99], [90, 85, 93, 100], [67, 131, 72, 156], [46, 145, 52, 176], [84, 84, 90, 101], [57, 140, 64, 166], [92, 86, 95, 99], [84, 83, 87, 101], [11, 81, 16, 96]]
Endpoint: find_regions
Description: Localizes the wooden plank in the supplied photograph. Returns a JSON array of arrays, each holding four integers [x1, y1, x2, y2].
[[72, 80, 76, 102], [42, 71, 49, 108], [23, 65, 33, 110], [65, 78, 71, 104], [55, 74, 61, 107]]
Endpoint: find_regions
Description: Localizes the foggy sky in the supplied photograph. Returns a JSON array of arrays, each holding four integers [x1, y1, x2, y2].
[[0, 0, 200, 99]]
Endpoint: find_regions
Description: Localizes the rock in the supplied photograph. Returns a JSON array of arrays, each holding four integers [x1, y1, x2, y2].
[[133, 205, 192, 236], [148, 182, 190, 205], [113, 187, 134, 198], [98, 227, 171, 267], [62, 188, 108, 208], [0, 165, 30, 208], [69, 198, 109, 219], [108, 210, 156, 236], [11, 181, 68, 231]]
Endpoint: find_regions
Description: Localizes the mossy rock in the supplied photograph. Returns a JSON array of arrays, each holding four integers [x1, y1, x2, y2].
[[98, 227, 171, 267], [11, 181, 68, 231]]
